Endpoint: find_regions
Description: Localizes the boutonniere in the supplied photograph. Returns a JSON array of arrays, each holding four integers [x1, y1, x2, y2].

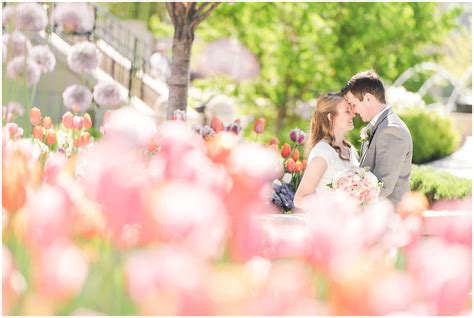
[[359, 126, 371, 142]]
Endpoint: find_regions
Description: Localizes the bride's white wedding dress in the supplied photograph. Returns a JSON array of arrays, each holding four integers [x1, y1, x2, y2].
[[307, 140, 360, 193]]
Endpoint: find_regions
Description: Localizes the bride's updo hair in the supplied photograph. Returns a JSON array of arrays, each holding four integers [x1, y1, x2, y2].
[[305, 92, 352, 161]]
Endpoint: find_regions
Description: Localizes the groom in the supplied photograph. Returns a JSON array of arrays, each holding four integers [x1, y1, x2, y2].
[[342, 70, 413, 206]]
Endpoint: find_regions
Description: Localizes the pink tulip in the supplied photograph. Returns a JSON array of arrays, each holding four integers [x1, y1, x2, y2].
[[62, 111, 74, 129], [248, 260, 321, 315], [125, 246, 211, 315], [253, 117, 266, 134], [2, 245, 24, 315], [5, 122, 23, 140], [105, 107, 157, 148], [83, 113, 92, 129], [156, 121, 206, 160], [22, 184, 73, 251], [148, 181, 228, 258], [73, 116, 83, 130], [79, 132, 90, 147], [305, 190, 361, 273], [30, 107, 42, 126], [210, 116, 224, 134], [367, 271, 417, 315], [46, 129, 57, 145], [163, 149, 228, 193], [259, 216, 310, 260], [33, 125, 44, 139], [77, 138, 158, 248], [34, 241, 89, 302], [407, 238, 472, 315], [43, 151, 68, 184], [42, 116, 52, 129]]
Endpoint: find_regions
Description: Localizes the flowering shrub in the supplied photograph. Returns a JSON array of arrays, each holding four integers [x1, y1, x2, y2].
[[2, 107, 472, 315]]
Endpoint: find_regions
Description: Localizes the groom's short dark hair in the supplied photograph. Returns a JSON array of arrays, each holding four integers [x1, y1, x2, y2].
[[341, 70, 386, 103]]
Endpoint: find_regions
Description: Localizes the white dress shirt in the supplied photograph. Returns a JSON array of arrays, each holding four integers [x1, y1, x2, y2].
[[369, 105, 391, 128]]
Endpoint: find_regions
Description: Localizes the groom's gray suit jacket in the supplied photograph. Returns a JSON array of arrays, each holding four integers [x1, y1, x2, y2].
[[360, 107, 413, 206]]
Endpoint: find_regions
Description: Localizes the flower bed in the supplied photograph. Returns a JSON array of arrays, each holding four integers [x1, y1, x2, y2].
[[2, 109, 472, 315]]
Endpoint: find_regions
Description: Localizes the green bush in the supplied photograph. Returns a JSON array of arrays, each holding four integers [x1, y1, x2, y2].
[[410, 165, 472, 204], [400, 109, 461, 164], [347, 109, 462, 164]]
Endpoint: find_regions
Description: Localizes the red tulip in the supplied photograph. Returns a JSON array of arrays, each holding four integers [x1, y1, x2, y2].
[[46, 129, 56, 145], [295, 160, 303, 172], [62, 112, 74, 129], [210, 116, 224, 133], [281, 143, 291, 158], [80, 132, 90, 147], [42, 116, 52, 129], [253, 117, 266, 134], [73, 137, 80, 148], [30, 107, 42, 126], [292, 148, 300, 162], [33, 126, 44, 139], [287, 158, 296, 173], [83, 113, 92, 129], [268, 137, 279, 146]]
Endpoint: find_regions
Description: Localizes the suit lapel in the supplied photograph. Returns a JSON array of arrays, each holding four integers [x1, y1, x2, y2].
[[359, 108, 392, 166]]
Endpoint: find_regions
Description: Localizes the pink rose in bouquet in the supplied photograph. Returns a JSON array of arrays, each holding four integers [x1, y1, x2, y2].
[[331, 167, 382, 205]]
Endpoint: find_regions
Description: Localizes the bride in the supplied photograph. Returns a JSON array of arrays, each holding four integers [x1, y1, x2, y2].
[[294, 92, 359, 210]]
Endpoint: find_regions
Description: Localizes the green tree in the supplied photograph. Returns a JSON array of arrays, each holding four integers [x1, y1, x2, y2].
[[197, 2, 462, 133]]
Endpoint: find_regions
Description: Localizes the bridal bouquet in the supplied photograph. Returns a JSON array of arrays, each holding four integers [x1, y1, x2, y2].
[[331, 167, 383, 205]]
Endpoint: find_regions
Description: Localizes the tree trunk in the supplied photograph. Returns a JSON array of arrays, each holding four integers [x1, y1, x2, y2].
[[167, 37, 193, 119], [165, 2, 221, 120]]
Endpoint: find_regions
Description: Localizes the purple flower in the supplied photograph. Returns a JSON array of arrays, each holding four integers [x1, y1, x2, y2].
[[93, 81, 125, 109], [62, 84, 93, 112], [290, 129, 299, 142], [225, 121, 242, 135], [3, 31, 32, 57], [30, 45, 56, 73], [15, 3, 48, 32], [6, 101, 25, 117], [7, 56, 41, 86], [67, 41, 102, 73], [297, 132, 307, 144], [192, 125, 215, 138], [289, 128, 306, 144], [52, 3, 95, 35]]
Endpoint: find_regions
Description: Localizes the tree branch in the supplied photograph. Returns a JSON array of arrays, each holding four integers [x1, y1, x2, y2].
[[195, 2, 211, 17], [195, 3, 221, 25], [166, 3, 177, 26], [188, 2, 199, 20]]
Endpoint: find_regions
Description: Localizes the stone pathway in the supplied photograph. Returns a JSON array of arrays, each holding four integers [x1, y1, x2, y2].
[[424, 136, 472, 179]]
